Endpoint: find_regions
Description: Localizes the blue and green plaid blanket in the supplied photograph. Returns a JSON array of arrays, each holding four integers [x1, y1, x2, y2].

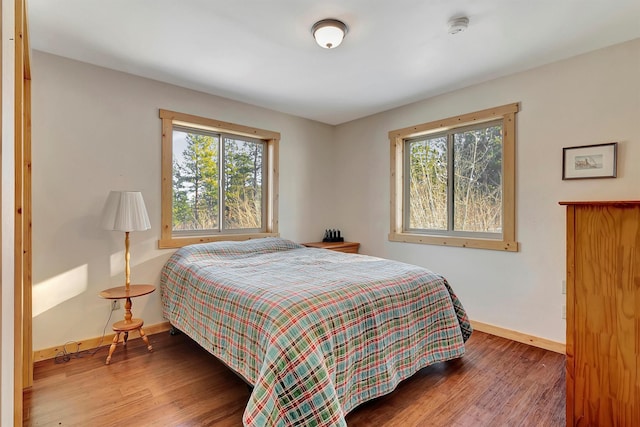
[[161, 238, 471, 426]]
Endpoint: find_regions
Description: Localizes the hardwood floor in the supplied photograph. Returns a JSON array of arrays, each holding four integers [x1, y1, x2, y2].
[[24, 330, 565, 426]]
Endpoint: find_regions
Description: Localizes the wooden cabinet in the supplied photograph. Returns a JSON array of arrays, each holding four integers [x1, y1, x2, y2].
[[302, 241, 360, 253], [561, 201, 640, 427]]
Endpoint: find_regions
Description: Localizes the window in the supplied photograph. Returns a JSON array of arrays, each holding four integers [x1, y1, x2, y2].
[[159, 109, 279, 248], [389, 103, 519, 251]]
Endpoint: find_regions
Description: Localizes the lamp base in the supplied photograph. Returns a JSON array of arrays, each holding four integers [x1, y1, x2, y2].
[[105, 318, 153, 365], [99, 284, 156, 364]]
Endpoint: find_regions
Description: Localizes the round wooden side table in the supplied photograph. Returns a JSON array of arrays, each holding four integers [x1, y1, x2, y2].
[[99, 284, 156, 365]]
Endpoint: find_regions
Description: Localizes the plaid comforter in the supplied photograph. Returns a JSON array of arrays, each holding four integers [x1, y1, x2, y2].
[[160, 238, 472, 426]]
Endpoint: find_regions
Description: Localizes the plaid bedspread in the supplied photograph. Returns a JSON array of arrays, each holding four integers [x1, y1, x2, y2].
[[160, 238, 472, 426]]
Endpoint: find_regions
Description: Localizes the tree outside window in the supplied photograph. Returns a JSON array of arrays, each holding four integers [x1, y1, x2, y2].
[[406, 122, 503, 237], [159, 110, 279, 248], [172, 129, 264, 233], [390, 103, 519, 251]]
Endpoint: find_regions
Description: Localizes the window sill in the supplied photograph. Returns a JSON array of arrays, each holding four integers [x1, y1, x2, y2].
[[388, 232, 519, 252], [159, 232, 279, 249]]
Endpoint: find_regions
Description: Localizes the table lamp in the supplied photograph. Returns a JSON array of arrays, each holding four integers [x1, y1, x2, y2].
[[100, 191, 151, 290]]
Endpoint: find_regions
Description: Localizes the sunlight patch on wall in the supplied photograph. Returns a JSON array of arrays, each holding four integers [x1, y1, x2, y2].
[[109, 249, 125, 280], [32, 264, 88, 317], [107, 238, 161, 284]]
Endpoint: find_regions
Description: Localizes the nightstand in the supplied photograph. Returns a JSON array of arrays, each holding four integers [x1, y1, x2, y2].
[[302, 241, 360, 253], [99, 284, 155, 364]]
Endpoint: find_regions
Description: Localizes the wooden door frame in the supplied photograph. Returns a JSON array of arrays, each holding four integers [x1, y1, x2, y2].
[[13, 0, 32, 425]]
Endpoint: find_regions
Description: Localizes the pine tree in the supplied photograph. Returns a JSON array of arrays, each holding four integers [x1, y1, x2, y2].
[[173, 133, 219, 230]]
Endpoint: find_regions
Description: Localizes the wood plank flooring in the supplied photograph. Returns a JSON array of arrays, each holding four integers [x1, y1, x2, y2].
[[24, 330, 565, 426]]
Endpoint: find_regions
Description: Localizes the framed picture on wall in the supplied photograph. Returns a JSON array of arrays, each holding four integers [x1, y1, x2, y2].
[[562, 142, 617, 180]]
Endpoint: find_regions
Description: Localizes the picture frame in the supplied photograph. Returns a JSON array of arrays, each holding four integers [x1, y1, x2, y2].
[[562, 142, 617, 180]]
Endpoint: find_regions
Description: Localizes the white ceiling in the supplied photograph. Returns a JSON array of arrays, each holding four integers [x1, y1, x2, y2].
[[29, 0, 640, 125]]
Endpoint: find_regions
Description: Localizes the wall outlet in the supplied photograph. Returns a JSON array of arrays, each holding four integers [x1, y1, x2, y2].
[[111, 300, 121, 311], [562, 280, 566, 295], [562, 304, 566, 319]]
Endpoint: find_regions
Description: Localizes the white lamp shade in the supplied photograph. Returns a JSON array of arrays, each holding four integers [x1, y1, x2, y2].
[[101, 191, 151, 232], [312, 19, 347, 49]]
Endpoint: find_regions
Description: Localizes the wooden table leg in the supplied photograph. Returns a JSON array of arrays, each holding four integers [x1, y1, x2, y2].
[[139, 327, 153, 352], [106, 332, 121, 365], [105, 317, 152, 364], [99, 284, 156, 364]]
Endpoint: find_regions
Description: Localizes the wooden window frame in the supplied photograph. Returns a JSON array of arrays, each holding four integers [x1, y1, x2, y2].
[[389, 103, 519, 252], [159, 109, 279, 249]]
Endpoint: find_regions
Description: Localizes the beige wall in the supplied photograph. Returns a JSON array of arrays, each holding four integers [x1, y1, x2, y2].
[[31, 51, 336, 350], [32, 38, 640, 351], [333, 38, 640, 343]]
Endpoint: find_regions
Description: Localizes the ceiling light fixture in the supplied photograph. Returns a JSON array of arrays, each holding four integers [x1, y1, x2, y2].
[[312, 19, 348, 49], [448, 17, 469, 35]]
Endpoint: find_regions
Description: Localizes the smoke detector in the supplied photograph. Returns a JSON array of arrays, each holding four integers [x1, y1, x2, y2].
[[448, 17, 469, 35]]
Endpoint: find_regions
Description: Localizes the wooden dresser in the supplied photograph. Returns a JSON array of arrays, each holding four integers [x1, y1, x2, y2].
[[560, 201, 640, 427]]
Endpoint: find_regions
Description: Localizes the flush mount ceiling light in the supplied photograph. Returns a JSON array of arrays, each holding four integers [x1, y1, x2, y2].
[[312, 19, 348, 49], [448, 17, 469, 35]]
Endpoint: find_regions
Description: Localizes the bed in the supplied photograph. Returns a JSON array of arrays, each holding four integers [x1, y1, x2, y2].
[[160, 237, 472, 426]]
